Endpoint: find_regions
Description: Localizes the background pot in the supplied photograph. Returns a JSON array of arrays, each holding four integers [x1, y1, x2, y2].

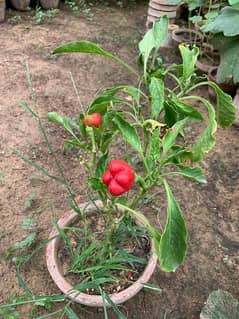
[[208, 67, 238, 97], [10, 0, 30, 11], [0, 0, 5, 22], [146, 0, 179, 28], [46, 201, 158, 307], [196, 44, 220, 74], [172, 28, 203, 46], [40, 0, 60, 9]]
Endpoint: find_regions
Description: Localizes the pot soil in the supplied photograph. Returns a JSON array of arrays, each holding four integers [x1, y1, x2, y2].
[[46, 201, 158, 307]]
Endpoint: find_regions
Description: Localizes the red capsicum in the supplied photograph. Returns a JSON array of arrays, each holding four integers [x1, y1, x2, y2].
[[102, 160, 135, 196], [83, 113, 102, 128]]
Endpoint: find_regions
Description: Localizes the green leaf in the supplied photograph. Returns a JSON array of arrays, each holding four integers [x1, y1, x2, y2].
[[191, 99, 217, 162], [162, 145, 192, 166], [88, 87, 124, 115], [179, 45, 199, 81], [16, 268, 34, 298], [95, 152, 108, 178], [212, 34, 239, 84], [202, 7, 239, 36], [164, 101, 178, 127], [142, 283, 162, 293], [18, 101, 38, 120], [112, 114, 142, 154], [139, 17, 168, 74], [88, 177, 105, 192], [53, 40, 117, 59], [149, 77, 164, 119], [101, 293, 126, 319], [189, 15, 202, 23], [72, 277, 115, 292], [13, 232, 36, 250], [208, 80, 236, 127], [149, 128, 160, 166], [162, 118, 188, 156], [229, 0, 239, 5], [122, 86, 141, 105], [13, 148, 63, 183], [21, 216, 37, 230], [172, 167, 207, 183], [171, 98, 203, 121], [65, 306, 80, 319], [53, 41, 138, 77], [159, 181, 187, 272], [24, 191, 37, 210], [35, 310, 63, 319], [47, 112, 77, 138]]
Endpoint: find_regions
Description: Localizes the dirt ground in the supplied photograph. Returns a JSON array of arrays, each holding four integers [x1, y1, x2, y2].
[[0, 2, 239, 318]]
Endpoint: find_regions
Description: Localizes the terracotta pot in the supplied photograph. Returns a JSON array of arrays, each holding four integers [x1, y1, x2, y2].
[[208, 67, 238, 96], [0, 0, 5, 22], [171, 28, 203, 46], [10, 0, 30, 11], [146, 0, 179, 27], [40, 0, 60, 9], [196, 44, 220, 74], [46, 201, 158, 307]]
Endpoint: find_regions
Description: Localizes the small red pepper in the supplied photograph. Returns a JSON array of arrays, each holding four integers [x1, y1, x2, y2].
[[102, 160, 135, 196], [83, 113, 102, 128]]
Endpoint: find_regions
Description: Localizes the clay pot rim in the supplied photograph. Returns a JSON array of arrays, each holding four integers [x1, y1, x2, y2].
[[196, 50, 220, 73], [172, 28, 203, 44], [46, 200, 158, 307]]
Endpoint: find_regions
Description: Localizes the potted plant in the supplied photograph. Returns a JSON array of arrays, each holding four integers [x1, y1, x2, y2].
[[201, 4, 239, 90], [18, 16, 235, 316]]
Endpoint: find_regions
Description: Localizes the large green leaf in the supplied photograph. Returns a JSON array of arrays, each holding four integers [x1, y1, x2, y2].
[[112, 114, 142, 154], [53, 41, 138, 77], [149, 77, 164, 119], [159, 181, 187, 272], [179, 45, 199, 82], [229, 0, 239, 5], [162, 118, 188, 156], [47, 112, 80, 141], [53, 41, 114, 56], [202, 7, 239, 36], [191, 99, 217, 162], [139, 17, 168, 74], [212, 34, 239, 84], [208, 80, 236, 127], [171, 98, 203, 121], [172, 166, 207, 183]]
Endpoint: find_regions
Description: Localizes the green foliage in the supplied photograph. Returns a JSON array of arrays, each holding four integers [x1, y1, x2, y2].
[[138, 16, 168, 75], [159, 181, 187, 272], [202, 6, 239, 36], [12, 17, 236, 319], [212, 34, 239, 84], [34, 7, 59, 24]]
